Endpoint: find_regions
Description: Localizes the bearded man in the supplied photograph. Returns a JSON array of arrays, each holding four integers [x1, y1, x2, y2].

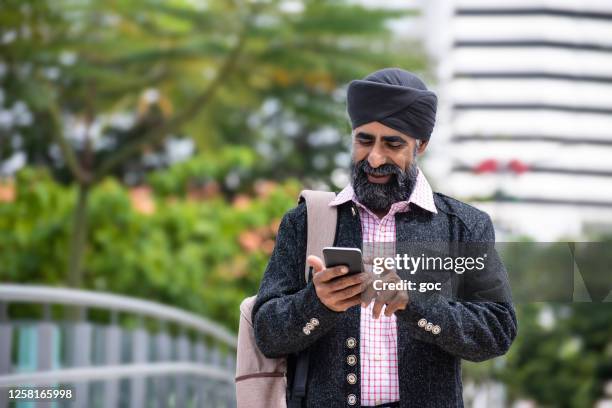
[[252, 68, 517, 408]]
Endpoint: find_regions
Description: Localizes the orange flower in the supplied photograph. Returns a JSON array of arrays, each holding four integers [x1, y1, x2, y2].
[[239, 230, 262, 253], [129, 186, 156, 215], [187, 181, 220, 201], [254, 180, 278, 198], [233, 194, 251, 210], [0, 180, 16, 203]]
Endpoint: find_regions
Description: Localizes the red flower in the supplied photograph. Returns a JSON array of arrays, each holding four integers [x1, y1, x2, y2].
[[508, 159, 530, 174], [474, 159, 498, 174]]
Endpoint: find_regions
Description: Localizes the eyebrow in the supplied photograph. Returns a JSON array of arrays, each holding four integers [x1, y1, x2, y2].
[[355, 132, 408, 144]]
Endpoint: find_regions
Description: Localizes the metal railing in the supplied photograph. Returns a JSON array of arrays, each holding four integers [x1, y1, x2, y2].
[[0, 284, 237, 408]]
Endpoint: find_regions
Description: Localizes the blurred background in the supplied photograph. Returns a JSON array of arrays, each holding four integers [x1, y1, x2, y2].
[[0, 0, 611, 407]]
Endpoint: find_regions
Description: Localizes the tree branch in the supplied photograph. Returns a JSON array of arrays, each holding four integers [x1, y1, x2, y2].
[[92, 14, 253, 184], [48, 102, 90, 184]]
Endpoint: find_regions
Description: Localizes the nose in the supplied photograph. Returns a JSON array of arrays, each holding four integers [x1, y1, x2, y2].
[[367, 144, 386, 168]]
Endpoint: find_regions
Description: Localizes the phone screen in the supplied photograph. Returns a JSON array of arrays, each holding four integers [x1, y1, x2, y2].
[[322, 247, 363, 275]]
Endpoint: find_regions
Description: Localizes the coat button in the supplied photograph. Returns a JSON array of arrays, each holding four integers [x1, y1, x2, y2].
[[305, 322, 315, 331], [347, 394, 357, 405], [346, 337, 357, 348], [432, 325, 441, 335], [310, 318, 319, 326], [347, 355, 357, 366], [302, 327, 311, 335], [347, 373, 357, 385], [425, 322, 433, 331], [417, 318, 428, 327]]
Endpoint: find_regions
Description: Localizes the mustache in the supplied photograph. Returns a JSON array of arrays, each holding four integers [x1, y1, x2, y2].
[[355, 160, 403, 178]]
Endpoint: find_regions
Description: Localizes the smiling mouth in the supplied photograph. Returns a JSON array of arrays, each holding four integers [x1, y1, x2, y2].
[[367, 174, 392, 184]]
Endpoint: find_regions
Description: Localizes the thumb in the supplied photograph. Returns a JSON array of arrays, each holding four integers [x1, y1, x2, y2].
[[306, 255, 325, 273]]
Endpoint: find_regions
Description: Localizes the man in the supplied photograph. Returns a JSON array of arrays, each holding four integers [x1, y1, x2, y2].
[[252, 68, 517, 407]]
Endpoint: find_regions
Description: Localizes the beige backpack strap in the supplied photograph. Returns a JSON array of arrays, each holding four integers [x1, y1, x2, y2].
[[298, 190, 338, 284]]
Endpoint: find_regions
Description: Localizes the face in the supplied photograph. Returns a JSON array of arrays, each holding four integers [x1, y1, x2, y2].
[[350, 121, 428, 213]]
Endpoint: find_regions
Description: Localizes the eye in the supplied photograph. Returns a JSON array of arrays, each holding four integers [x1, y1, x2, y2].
[[358, 139, 373, 146], [387, 142, 403, 149]]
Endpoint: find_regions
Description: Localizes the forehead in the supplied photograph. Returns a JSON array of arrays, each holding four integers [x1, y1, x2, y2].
[[353, 121, 413, 141]]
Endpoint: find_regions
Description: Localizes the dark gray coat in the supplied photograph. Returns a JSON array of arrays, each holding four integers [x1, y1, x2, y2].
[[252, 193, 517, 407]]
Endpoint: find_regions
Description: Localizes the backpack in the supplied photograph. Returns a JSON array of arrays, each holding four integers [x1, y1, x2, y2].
[[235, 190, 338, 408]]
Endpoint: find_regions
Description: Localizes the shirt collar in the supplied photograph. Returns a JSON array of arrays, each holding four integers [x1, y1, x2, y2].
[[329, 167, 438, 214]]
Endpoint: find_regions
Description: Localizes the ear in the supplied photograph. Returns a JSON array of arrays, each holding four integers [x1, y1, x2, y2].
[[416, 140, 429, 155]]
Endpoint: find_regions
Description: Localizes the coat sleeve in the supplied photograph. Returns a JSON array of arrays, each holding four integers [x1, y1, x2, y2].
[[395, 213, 518, 362], [252, 203, 342, 358]]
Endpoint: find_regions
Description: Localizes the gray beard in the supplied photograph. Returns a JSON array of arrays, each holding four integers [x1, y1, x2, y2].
[[350, 159, 419, 213]]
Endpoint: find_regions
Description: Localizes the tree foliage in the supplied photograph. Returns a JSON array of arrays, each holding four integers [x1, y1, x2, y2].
[[0, 151, 300, 331], [0, 0, 423, 185], [497, 304, 612, 407]]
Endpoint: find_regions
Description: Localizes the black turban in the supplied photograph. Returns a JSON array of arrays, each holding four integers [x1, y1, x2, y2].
[[347, 68, 438, 141]]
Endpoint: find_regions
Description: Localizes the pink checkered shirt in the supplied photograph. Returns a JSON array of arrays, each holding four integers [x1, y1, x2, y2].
[[329, 168, 437, 406]]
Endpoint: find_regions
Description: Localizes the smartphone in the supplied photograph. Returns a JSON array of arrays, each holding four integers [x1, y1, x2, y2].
[[322, 247, 363, 275]]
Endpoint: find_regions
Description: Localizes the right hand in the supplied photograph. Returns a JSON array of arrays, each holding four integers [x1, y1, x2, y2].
[[307, 255, 369, 312]]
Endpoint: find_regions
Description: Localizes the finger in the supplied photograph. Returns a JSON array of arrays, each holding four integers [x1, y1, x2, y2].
[[328, 272, 368, 292], [360, 279, 377, 306], [384, 302, 399, 317], [385, 297, 409, 316], [384, 291, 410, 316], [306, 255, 326, 274], [390, 289, 410, 307], [318, 265, 349, 283], [399, 291, 410, 307], [358, 268, 376, 306], [384, 298, 405, 316], [333, 280, 367, 301], [376, 287, 396, 304], [337, 294, 362, 311], [386, 289, 407, 306], [372, 298, 385, 319]]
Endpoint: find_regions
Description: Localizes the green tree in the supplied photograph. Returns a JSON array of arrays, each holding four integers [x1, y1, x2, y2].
[[0, 0, 424, 286], [497, 304, 612, 407]]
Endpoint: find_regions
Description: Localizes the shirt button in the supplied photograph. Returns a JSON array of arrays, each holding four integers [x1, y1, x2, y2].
[[417, 318, 428, 328], [305, 322, 315, 331], [346, 373, 357, 385], [374, 353, 382, 361], [347, 355, 357, 366], [425, 322, 433, 332], [302, 327, 311, 335], [346, 337, 357, 348], [432, 325, 441, 335], [310, 318, 319, 327], [347, 394, 357, 405]]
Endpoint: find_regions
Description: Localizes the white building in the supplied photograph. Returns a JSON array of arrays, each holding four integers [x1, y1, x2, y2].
[[419, 0, 612, 240]]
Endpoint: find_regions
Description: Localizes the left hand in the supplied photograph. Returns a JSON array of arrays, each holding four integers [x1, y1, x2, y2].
[[362, 257, 410, 318]]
